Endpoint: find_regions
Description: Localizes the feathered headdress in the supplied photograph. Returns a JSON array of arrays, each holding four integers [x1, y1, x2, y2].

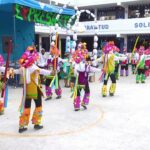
[[103, 41, 114, 54], [19, 46, 39, 68], [72, 49, 88, 64]]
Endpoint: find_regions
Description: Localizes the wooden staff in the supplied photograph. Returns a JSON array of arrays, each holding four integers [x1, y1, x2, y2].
[[1, 40, 12, 107], [130, 36, 140, 62], [132, 36, 140, 54]]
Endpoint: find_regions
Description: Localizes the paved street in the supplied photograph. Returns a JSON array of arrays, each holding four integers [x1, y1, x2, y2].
[[0, 72, 150, 150]]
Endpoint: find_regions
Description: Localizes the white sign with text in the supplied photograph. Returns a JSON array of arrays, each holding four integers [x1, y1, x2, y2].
[[79, 17, 150, 35]]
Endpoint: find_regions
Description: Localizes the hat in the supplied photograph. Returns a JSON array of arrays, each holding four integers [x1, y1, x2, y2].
[[82, 42, 87, 50], [103, 42, 114, 54], [19, 46, 39, 68], [138, 46, 145, 55], [109, 41, 115, 45], [26, 46, 36, 51], [72, 49, 88, 64]]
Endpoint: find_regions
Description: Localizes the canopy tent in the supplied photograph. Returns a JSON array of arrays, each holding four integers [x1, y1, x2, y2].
[[0, 0, 75, 61], [0, 0, 75, 15], [0, 0, 75, 27]]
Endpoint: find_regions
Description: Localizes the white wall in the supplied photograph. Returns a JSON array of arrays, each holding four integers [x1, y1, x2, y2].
[[35, 17, 150, 36], [35, 24, 67, 35]]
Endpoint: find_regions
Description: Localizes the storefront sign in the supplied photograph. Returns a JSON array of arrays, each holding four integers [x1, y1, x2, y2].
[[35, 24, 68, 34], [15, 4, 71, 27], [134, 22, 150, 28], [79, 17, 150, 35], [85, 24, 109, 30]]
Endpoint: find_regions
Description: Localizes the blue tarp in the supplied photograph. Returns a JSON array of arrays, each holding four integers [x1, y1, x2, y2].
[[0, 0, 75, 15]]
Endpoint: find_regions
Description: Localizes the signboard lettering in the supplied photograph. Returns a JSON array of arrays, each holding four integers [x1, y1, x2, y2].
[[15, 4, 71, 27]]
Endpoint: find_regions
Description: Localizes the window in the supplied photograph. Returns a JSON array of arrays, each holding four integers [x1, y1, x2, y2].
[[97, 6, 124, 21], [128, 4, 150, 18]]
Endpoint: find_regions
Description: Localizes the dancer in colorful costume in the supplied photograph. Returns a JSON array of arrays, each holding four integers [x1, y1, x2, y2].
[[0, 55, 13, 115], [45, 42, 67, 100], [72, 44, 101, 111], [120, 48, 130, 76], [144, 47, 150, 77], [0, 55, 5, 115], [94, 42, 126, 97], [135, 46, 150, 83], [16, 46, 52, 133], [69, 43, 83, 91]]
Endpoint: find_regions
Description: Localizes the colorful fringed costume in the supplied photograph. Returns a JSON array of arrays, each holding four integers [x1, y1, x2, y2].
[[135, 46, 150, 83], [0, 55, 14, 115], [73, 62, 101, 111], [144, 48, 150, 77], [0, 55, 7, 115], [45, 45, 67, 100], [72, 44, 101, 111], [95, 42, 126, 97], [45, 56, 63, 100], [16, 46, 51, 133]]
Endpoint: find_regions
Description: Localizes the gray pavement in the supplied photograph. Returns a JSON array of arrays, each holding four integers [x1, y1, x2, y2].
[[0, 73, 150, 150]]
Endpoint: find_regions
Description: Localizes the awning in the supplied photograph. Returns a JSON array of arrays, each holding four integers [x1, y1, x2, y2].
[[0, 0, 75, 15]]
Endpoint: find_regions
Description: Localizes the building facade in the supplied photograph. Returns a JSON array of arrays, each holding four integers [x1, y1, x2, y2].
[[35, 0, 150, 54]]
